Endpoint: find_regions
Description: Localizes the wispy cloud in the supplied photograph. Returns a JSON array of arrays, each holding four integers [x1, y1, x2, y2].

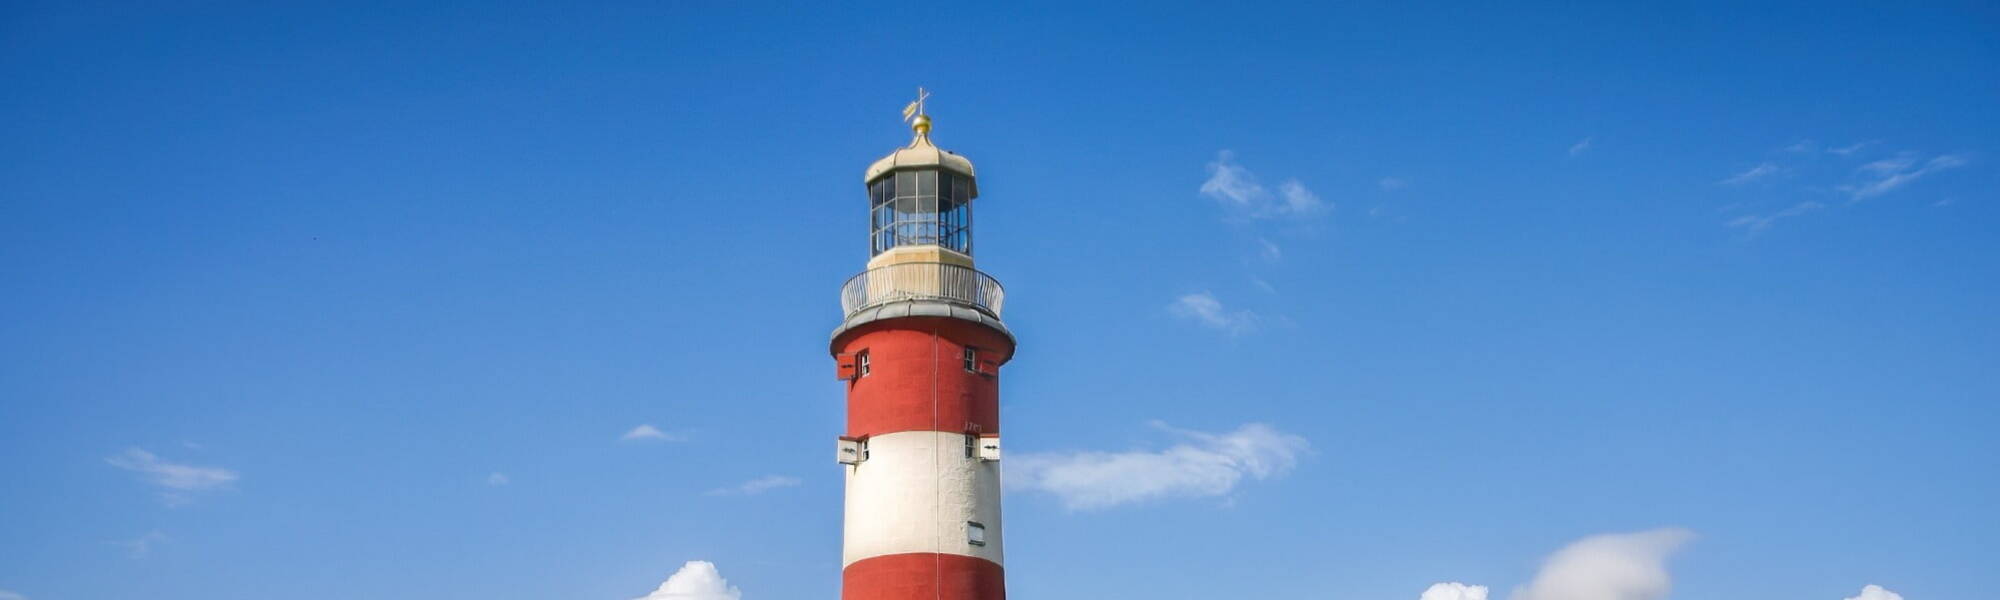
[[621, 424, 684, 442], [1168, 292, 1259, 335], [1719, 163, 1781, 185], [1513, 528, 1694, 600], [1009, 422, 1309, 511], [1783, 139, 1873, 156], [1858, 154, 1917, 174], [1277, 179, 1325, 215], [1845, 153, 1966, 200], [1725, 201, 1824, 233], [1845, 585, 1903, 600], [1828, 141, 1874, 156], [1420, 583, 1489, 600], [1379, 176, 1408, 191], [108, 530, 168, 559], [706, 475, 800, 497], [1255, 238, 1283, 262], [634, 560, 742, 600], [1249, 276, 1277, 295], [105, 448, 237, 506], [487, 472, 510, 486], [0, 590, 24, 600], [1568, 137, 1593, 156], [1199, 151, 1329, 220]]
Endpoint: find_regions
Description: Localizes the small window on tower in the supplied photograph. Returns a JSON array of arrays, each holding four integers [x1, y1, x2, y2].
[[966, 521, 986, 546], [857, 351, 871, 377], [963, 347, 977, 373]]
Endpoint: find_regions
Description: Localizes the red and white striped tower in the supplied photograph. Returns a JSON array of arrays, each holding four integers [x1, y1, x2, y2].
[[831, 96, 1012, 600]]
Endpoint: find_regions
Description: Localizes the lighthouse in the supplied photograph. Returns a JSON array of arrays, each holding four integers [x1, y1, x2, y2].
[[831, 92, 1013, 600]]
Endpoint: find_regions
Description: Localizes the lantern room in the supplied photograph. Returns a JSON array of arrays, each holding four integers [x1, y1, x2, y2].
[[862, 115, 980, 267]]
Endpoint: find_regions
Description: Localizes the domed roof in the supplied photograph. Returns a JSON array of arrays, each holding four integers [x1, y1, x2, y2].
[[864, 123, 976, 183]]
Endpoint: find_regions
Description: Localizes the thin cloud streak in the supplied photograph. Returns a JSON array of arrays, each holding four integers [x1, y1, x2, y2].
[[1725, 201, 1824, 233], [1719, 163, 1780, 185], [1828, 141, 1874, 156], [1168, 292, 1258, 335], [621, 424, 683, 442], [105, 448, 237, 506], [706, 475, 801, 496], [1009, 422, 1309, 511], [1255, 238, 1283, 262], [1569, 137, 1593, 156], [1846, 153, 1966, 200], [109, 530, 168, 559]]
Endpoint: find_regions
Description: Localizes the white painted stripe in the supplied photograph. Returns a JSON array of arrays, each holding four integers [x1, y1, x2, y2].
[[842, 430, 1004, 567]]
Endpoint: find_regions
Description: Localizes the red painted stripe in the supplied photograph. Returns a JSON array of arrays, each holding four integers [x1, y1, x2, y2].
[[843, 552, 1005, 600], [836, 317, 1015, 439]]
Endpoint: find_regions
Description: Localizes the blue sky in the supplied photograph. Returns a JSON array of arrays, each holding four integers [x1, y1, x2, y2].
[[2, 2, 1995, 599]]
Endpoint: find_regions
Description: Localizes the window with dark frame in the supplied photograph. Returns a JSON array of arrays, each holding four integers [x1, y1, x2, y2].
[[962, 347, 977, 373], [857, 351, 870, 377], [966, 521, 986, 546]]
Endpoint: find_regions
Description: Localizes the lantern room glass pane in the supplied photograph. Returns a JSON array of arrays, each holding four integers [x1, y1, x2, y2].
[[867, 168, 974, 257]]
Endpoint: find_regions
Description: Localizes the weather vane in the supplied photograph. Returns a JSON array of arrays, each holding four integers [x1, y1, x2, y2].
[[901, 87, 932, 135]]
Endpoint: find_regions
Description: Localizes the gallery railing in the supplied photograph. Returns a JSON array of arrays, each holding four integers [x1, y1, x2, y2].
[[840, 262, 1004, 318]]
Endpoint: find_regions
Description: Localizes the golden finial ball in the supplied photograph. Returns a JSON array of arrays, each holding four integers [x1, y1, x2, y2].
[[912, 114, 932, 135]]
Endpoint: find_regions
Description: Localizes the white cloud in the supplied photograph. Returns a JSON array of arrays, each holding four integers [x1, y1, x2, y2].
[[706, 475, 801, 496], [1168, 292, 1259, 335], [0, 590, 25, 600], [1725, 201, 1824, 232], [1421, 582, 1490, 600], [487, 472, 510, 486], [109, 530, 168, 559], [1379, 176, 1408, 191], [1512, 528, 1694, 600], [1568, 137, 1593, 156], [621, 424, 683, 442], [105, 448, 237, 505], [1847, 153, 1966, 200], [634, 561, 741, 600], [1785, 139, 1818, 153], [1199, 151, 1328, 219], [1009, 422, 1309, 511], [1845, 585, 1904, 600], [1720, 162, 1781, 185]]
